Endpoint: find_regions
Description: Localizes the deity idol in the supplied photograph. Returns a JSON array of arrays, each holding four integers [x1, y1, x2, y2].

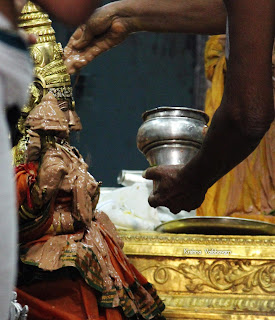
[[14, 2, 165, 319]]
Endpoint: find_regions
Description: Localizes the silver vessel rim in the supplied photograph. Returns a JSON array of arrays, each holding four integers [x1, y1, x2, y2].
[[142, 106, 209, 122]]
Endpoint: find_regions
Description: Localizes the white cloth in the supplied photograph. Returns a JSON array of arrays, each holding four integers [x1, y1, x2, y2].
[[98, 183, 161, 230], [0, 13, 32, 320], [98, 183, 196, 231], [0, 15, 33, 108]]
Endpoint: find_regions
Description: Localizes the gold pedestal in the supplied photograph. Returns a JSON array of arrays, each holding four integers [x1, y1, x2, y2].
[[120, 231, 275, 320]]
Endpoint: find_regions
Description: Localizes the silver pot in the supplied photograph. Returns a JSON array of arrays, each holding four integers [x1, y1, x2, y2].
[[137, 106, 209, 166]]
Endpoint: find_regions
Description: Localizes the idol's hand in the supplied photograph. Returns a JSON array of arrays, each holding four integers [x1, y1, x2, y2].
[[64, 3, 133, 74], [143, 164, 207, 214]]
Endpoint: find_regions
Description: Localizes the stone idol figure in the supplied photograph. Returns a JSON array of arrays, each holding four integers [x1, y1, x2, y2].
[[13, 2, 165, 320]]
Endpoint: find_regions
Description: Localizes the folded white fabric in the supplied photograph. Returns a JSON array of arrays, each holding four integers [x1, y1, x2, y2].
[[98, 182, 196, 231], [98, 182, 161, 231]]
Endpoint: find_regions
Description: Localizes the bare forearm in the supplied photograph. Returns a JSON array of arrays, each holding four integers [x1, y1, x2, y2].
[[187, 0, 275, 190], [33, 0, 100, 26], [190, 105, 272, 191], [0, 0, 18, 28], [111, 0, 226, 34]]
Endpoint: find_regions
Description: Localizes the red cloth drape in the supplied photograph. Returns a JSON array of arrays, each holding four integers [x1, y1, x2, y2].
[[17, 275, 126, 320]]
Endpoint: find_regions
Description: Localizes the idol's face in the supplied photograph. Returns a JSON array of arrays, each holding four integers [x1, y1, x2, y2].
[[58, 100, 70, 123], [57, 99, 81, 131]]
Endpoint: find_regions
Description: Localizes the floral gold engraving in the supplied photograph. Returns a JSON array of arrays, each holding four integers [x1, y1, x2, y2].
[[140, 260, 275, 293], [121, 232, 275, 318]]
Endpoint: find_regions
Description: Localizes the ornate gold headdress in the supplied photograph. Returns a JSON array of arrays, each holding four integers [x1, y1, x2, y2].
[[18, 1, 73, 114], [13, 2, 82, 165]]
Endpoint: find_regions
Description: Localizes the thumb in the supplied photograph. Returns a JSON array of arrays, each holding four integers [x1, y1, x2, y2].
[[143, 166, 162, 180], [71, 26, 94, 50]]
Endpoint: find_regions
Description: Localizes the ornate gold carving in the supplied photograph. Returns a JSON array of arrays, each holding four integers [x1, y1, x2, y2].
[[12, 135, 29, 166], [18, 2, 56, 43], [162, 295, 275, 313], [19, 1, 72, 100], [141, 260, 275, 293], [20, 84, 42, 119], [120, 231, 275, 247], [121, 232, 275, 261], [121, 232, 275, 319], [14, 2, 82, 166]]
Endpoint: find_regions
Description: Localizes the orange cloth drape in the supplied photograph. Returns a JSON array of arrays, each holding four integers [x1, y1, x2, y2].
[[15, 162, 38, 209], [197, 35, 275, 220], [17, 222, 165, 320], [17, 276, 125, 320]]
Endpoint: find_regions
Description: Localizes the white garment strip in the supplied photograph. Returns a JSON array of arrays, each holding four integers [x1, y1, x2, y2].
[[0, 36, 33, 108], [0, 73, 17, 320], [0, 13, 33, 320]]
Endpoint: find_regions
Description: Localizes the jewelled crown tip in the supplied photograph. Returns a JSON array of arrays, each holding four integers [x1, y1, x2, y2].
[[18, 1, 56, 44], [18, 1, 72, 100]]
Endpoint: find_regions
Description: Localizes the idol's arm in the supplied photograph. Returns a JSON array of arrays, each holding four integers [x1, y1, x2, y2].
[[31, 147, 68, 209]]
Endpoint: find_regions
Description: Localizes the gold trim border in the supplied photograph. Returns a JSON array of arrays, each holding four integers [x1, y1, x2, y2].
[[120, 231, 275, 260], [161, 294, 275, 313]]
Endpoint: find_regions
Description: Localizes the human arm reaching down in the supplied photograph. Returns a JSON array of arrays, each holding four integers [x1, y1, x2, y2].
[[33, 0, 101, 26], [64, 0, 226, 73], [64, 0, 275, 214], [3, 0, 100, 29], [144, 0, 275, 213]]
